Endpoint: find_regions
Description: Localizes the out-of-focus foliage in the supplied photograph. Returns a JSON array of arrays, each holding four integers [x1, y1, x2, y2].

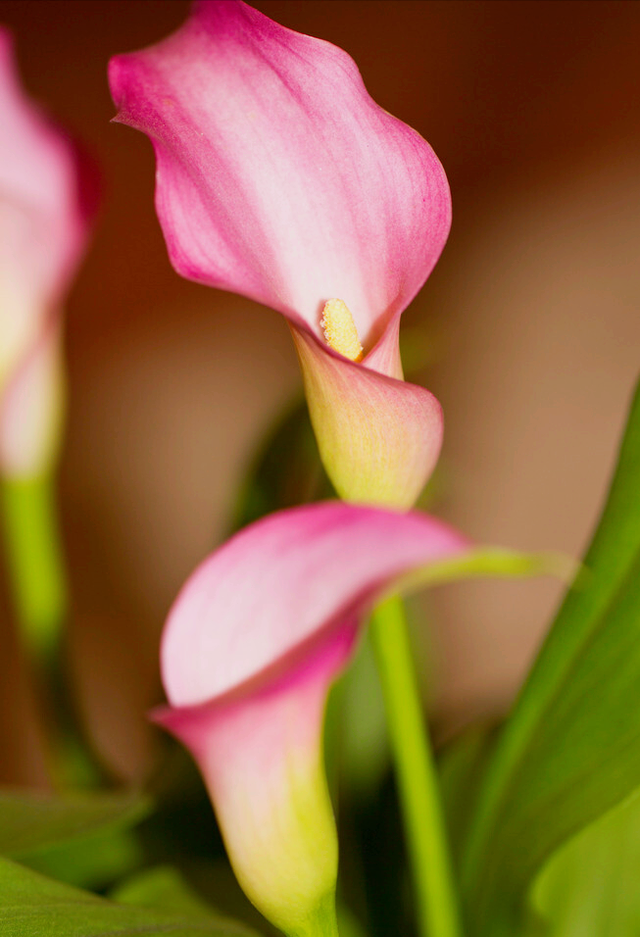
[[0, 855, 262, 936], [526, 793, 640, 937], [461, 379, 640, 935], [0, 787, 148, 857]]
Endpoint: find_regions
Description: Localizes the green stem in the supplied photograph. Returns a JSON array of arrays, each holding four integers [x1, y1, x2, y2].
[[370, 594, 461, 937], [1, 474, 96, 787], [1, 475, 67, 667]]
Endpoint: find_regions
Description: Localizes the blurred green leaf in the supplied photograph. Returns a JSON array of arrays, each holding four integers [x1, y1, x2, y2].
[[165, 860, 280, 935], [0, 787, 150, 858], [231, 397, 332, 532], [460, 378, 640, 935], [438, 724, 499, 870], [336, 902, 368, 937], [395, 545, 575, 596], [525, 792, 640, 937], [0, 856, 261, 936], [20, 824, 143, 890], [111, 864, 216, 915], [327, 633, 390, 802]]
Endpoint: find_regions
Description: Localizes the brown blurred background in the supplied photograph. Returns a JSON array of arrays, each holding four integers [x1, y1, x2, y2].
[[0, 0, 639, 784]]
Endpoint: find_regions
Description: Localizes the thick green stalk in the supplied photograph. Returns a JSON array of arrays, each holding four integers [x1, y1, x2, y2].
[[1, 474, 95, 787], [370, 594, 461, 937], [1, 475, 67, 667]]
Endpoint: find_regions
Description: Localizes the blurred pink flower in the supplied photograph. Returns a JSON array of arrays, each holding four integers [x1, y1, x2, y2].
[[0, 27, 93, 477], [109, 0, 451, 508], [154, 501, 470, 934]]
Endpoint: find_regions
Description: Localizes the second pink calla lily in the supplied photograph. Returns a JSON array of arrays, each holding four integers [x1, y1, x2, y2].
[[154, 501, 472, 937], [108, 0, 451, 508], [0, 27, 91, 478]]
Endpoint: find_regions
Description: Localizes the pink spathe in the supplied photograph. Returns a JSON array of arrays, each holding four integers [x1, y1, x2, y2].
[[109, 0, 451, 508], [0, 28, 92, 476], [154, 501, 470, 933]]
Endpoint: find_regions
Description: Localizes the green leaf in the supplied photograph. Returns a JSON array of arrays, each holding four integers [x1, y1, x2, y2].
[[0, 856, 261, 936], [111, 865, 218, 915], [526, 792, 640, 937], [0, 787, 150, 857], [437, 724, 500, 870], [336, 903, 368, 937], [150, 860, 280, 935], [460, 378, 640, 934], [21, 825, 143, 890], [394, 544, 575, 596], [230, 397, 332, 532], [326, 632, 390, 801]]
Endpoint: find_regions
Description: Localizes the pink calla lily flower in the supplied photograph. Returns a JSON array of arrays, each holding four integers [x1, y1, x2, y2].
[[154, 501, 471, 936], [108, 0, 451, 508], [0, 28, 91, 477]]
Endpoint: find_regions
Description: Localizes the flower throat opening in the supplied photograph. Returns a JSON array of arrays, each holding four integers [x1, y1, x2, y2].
[[320, 299, 363, 362]]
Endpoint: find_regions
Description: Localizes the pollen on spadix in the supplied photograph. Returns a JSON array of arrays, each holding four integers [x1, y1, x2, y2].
[[320, 299, 363, 362]]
